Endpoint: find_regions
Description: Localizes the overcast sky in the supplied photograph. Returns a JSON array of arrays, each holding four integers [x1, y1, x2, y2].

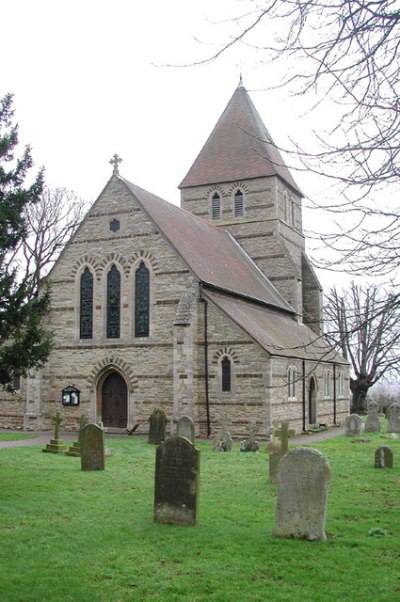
[[3, 0, 359, 288]]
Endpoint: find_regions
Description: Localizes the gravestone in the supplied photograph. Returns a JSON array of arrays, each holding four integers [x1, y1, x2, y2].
[[268, 421, 295, 484], [154, 435, 200, 525], [42, 412, 68, 454], [80, 423, 105, 471], [65, 414, 87, 457], [176, 415, 195, 444], [345, 414, 362, 437], [148, 408, 167, 444], [212, 413, 233, 451], [240, 418, 260, 452], [374, 446, 393, 469], [364, 401, 381, 432], [272, 447, 331, 541], [387, 403, 400, 433]]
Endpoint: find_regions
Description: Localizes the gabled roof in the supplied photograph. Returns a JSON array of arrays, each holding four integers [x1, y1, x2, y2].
[[121, 177, 294, 315], [179, 80, 302, 195]]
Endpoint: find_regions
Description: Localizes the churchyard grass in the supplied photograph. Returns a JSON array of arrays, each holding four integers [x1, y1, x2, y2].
[[0, 432, 35, 442], [1, 429, 399, 601]]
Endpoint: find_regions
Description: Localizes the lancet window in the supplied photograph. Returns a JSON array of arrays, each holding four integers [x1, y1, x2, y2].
[[80, 267, 93, 339], [135, 261, 150, 337], [107, 264, 121, 338]]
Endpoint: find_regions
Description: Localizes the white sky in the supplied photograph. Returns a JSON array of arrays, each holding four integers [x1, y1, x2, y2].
[[1, 0, 371, 289]]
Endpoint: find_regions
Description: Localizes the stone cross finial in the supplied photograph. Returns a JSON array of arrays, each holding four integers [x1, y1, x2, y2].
[[109, 153, 122, 175], [274, 421, 295, 455], [53, 412, 62, 440]]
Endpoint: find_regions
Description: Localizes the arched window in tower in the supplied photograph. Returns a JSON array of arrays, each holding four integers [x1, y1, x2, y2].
[[221, 356, 232, 392], [107, 264, 121, 338], [234, 189, 244, 217], [135, 261, 150, 337], [80, 267, 93, 339], [291, 198, 296, 226], [211, 192, 221, 220]]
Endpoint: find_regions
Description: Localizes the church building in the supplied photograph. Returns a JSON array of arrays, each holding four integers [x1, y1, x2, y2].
[[0, 80, 349, 436]]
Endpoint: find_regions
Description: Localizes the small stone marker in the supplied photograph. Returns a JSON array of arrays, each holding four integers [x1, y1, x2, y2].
[[272, 447, 331, 541], [387, 403, 400, 433], [364, 401, 381, 432], [154, 435, 200, 525], [268, 421, 295, 484], [176, 415, 195, 444], [240, 418, 260, 452], [42, 412, 67, 454], [374, 445, 393, 469], [212, 413, 233, 451], [345, 414, 362, 437], [80, 423, 105, 471], [65, 414, 87, 457], [148, 408, 167, 444]]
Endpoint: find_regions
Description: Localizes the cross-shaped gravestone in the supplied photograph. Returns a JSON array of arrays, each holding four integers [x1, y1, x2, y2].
[[78, 414, 88, 444], [268, 421, 295, 484], [109, 153, 123, 175], [53, 412, 63, 440], [273, 421, 295, 455], [248, 418, 257, 444]]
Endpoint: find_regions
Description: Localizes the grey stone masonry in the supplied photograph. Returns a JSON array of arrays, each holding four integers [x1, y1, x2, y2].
[[272, 447, 331, 541]]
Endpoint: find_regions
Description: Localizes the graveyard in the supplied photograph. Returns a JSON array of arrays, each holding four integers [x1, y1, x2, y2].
[[1, 421, 399, 602]]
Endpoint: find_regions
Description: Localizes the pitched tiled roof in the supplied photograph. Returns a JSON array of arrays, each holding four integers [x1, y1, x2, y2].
[[179, 81, 302, 195], [203, 289, 346, 363], [121, 177, 294, 314]]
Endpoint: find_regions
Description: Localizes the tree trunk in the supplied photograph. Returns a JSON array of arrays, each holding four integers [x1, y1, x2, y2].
[[350, 378, 371, 413]]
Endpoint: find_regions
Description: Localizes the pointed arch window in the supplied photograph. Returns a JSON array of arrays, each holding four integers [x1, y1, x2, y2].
[[212, 192, 221, 220], [323, 370, 331, 398], [107, 264, 121, 338], [80, 267, 93, 339], [221, 356, 232, 392], [135, 261, 150, 337], [287, 366, 296, 399], [234, 189, 244, 217]]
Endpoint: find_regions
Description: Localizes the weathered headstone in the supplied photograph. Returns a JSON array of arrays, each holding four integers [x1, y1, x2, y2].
[[268, 421, 295, 484], [42, 412, 68, 454], [387, 403, 400, 433], [364, 401, 381, 433], [374, 445, 393, 469], [154, 435, 200, 525], [65, 414, 87, 457], [148, 408, 167, 444], [80, 423, 105, 471], [240, 418, 260, 452], [176, 415, 195, 444], [345, 414, 362, 437], [212, 413, 233, 451], [272, 447, 331, 541]]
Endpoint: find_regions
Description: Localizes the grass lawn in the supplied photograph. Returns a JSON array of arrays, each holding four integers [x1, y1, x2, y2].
[[0, 432, 36, 442], [0, 427, 399, 602]]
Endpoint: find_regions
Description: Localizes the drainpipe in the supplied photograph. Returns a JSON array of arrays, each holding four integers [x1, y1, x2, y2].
[[200, 286, 211, 437], [333, 364, 337, 425], [302, 359, 306, 432]]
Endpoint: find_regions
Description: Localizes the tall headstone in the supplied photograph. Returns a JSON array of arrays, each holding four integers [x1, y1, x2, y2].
[[154, 436, 200, 525], [42, 412, 67, 454], [387, 403, 400, 433], [176, 415, 195, 444], [345, 414, 362, 437], [374, 446, 393, 469], [268, 421, 295, 484], [80, 423, 105, 471], [364, 401, 381, 432], [212, 413, 233, 451], [272, 447, 331, 541], [148, 408, 167, 444], [240, 418, 260, 452]]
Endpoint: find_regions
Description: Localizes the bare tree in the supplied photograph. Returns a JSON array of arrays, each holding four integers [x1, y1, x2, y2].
[[324, 282, 400, 412], [4, 186, 87, 298], [195, 1, 400, 275]]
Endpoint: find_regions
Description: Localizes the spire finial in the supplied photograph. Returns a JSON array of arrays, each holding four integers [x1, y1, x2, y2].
[[109, 153, 123, 175]]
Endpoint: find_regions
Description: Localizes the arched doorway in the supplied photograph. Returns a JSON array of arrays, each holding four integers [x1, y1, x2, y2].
[[101, 371, 128, 428], [308, 377, 317, 425]]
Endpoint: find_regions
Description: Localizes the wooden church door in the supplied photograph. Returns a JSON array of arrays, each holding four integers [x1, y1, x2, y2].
[[102, 372, 127, 428]]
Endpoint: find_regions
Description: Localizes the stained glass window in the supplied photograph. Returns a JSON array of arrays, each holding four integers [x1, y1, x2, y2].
[[221, 356, 231, 392], [80, 267, 93, 339], [107, 264, 121, 338], [234, 189, 244, 217], [135, 261, 150, 337], [212, 192, 221, 220]]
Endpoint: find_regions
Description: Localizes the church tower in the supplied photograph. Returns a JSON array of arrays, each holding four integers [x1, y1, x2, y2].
[[179, 79, 322, 333]]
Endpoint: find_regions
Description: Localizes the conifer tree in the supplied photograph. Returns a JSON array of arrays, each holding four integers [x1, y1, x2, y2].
[[0, 93, 51, 390]]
